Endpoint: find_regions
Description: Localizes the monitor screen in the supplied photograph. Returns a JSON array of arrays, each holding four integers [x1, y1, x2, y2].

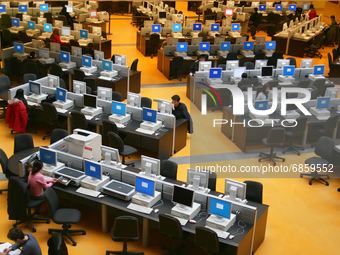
[[231, 23, 240, 32], [90, 10, 97, 18], [62, 26, 70, 36], [209, 197, 232, 219], [225, 9, 233, 16], [211, 24, 220, 32], [0, 5, 6, 12], [135, 176, 155, 197], [80, 29, 88, 39], [159, 11, 166, 19], [56, 87, 67, 102], [213, 1, 219, 8], [66, 5, 73, 13], [19, 5, 28, 12], [83, 94, 97, 108], [101, 146, 120, 164], [255, 100, 268, 110], [209, 68, 222, 79], [199, 42, 210, 52], [301, 26, 305, 34], [60, 51, 70, 62], [234, 67, 246, 78], [82, 56, 92, 68], [265, 41, 276, 50], [92, 26, 101, 35], [29, 81, 41, 95], [313, 65, 325, 75], [221, 42, 231, 51], [275, 4, 282, 11], [289, 5, 296, 11], [142, 107, 157, 123], [243, 41, 254, 50], [84, 160, 102, 180], [39, 47, 49, 58], [111, 101, 126, 116], [193, 23, 202, 31], [283, 66, 295, 76], [14, 43, 24, 54], [172, 185, 194, 208], [143, 1, 148, 8], [102, 60, 113, 71], [176, 42, 187, 52], [316, 97, 330, 109], [259, 4, 266, 11], [40, 147, 57, 166], [44, 23, 52, 32], [40, 4, 49, 12], [12, 18, 20, 27], [303, 4, 309, 10], [151, 24, 161, 33], [27, 21, 35, 30], [261, 66, 273, 77], [172, 23, 182, 32]]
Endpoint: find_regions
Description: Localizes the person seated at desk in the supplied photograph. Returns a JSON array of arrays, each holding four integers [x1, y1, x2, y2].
[[59, 5, 77, 30], [248, 8, 259, 27], [50, 28, 67, 45], [216, 16, 226, 26], [256, 84, 270, 101], [325, 15, 338, 37], [160, 33, 171, 50], [189, 54, 206, 76], [172, 95, 193, 134], [308, 4, 317, 20], [28, 160, 57, 200]]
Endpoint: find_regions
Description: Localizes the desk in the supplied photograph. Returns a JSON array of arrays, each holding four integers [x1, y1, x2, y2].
[[329, 59, 340, 78], [7, 147, 39, 177], [81, 21, 109, 33], [136, 31, 167, 57]]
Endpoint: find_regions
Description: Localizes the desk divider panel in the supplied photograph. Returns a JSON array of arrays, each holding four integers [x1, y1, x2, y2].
[[89, 34, 101, 44], [19, 21, 28, 29], [246, 69, 261, 78], [210, 45, 219, 55], [126, 106, 142, 122], [8, 84, 29, 100], [24, 46, 39, 56], [36, 24, 44, 33], [164, 46, 176, 56], [42, 85, 57, 95], [67, 92, 83, 107], [1, 47, 14, 67], [188, 45, 199, 56], [71, 31, 80, 40], [50, 52, 61, 63], [231, 44, 243, 53], [71, 56, 82, 68], [254, 44, 265, 53], [92, 60, 102, 71], [97, 99, 112, 114], [101, 163, 122, 181]]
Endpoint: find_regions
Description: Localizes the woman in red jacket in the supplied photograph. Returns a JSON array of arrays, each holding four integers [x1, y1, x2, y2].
[[308, 4, 317, 20], [50, 28, 67, 44], [5, 97, 28, 133]]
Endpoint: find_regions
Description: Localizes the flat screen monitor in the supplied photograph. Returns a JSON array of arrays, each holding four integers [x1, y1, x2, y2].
[[84, 160, 102, 180], [172, 23, 182, 32], [276, 59, 290, 69], [44, 23, 52, 32], [303, 4, 309, 10], [259, 4, 266, 11], [90, 10, 98, 18], [61, 26, 70, 36], [14, 43, 24, 54], [209, 68, 222, 79], [66, 5, 73, 13], [193, 23, 202, 32], [224, 178, 247, 201], [114, 55, 127, 66], [243, 41, 254, 50], [71, 46, 82, 57], [289, 4, 296, 11], [324, 87, 340, 98], [213, 1, 219, 8], [186, 169, 209, 190], [283, 66, 295, 76], [50, 42, 60, 53], [300, 59, 313, 68], [233, 67, 246, 78], [82, 56, 92, 68], [167, 37, 178, 46], [60, 51, 70, 62], [231, 23, 240, 32], [176, 42, 187, 52], [0, 5, 6, 12], [265, 41, 276, 50], [255, 37, 266, 44], [198, 61, 212, 71], [94, 50, 104, 61], [316, 97, 330, 109], [74, 23, 82, 30], [39, 47, 49, 58], [111, 101, 126, 116], [56, 87, 67, 102], [127, 92, 141, 107], [172, 185, 194, 208], [47, 74, 59, 88], [101, 146, 120, 165], [54, 20, 63, 28], [209, 197, 232, 220], [255, 59, 267, 69], [159, 11, 166, 19], [40, 4, 49, 12], [97, 86, 112, 101], [11, 18, 20, 27], [226, 60, 239, 70], [83, 94, 97, 108], [151, 24, 161, 33], [225, 9, 233, 16], [221, 42, 231, 51], [191, 37, 202, 46], [141, 155, 160, 176], [199, 42, 210, 52], [211, 24, 220, 32], [19, 5, 28, 13], [27, 21, 35, 30], [235, 36, 246, 45], [29, 81, 41, 95], [313, 65, 325, 75], [142, 107, 157, 123], [275, 4, 282, 11], [40, 147, 57, 167], [156, 99, 172, 114], [92, 26, 101, 35], [80, 29, 88, 39], [135, 176, 155, 197], [73, 81, 86, 94], [261, 66, 273, 77], [254, 100, 268, 110], [102, 60, 113, 71]]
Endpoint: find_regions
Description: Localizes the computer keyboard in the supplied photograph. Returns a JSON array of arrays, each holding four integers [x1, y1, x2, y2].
[[27, 101, 37, 106], [316, 116, 330, 121], [135, 128, 155, 135], [98, 76, 113, 81], [205, 226, 230, 239], [76, 187, 100, 197], [127, 203, 153, 214], [55, 108, 68, 113], [84, 115, 93, 120]]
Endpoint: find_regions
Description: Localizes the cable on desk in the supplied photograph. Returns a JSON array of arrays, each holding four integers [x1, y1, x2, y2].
[[230, 219, 246, 237], [152, 199, 164, 208], [195, 210, 209, 223]]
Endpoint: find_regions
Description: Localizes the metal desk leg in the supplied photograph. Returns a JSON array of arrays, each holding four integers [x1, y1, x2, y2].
[[101, 204, 108, 233], [67, 117, 71, 134], [333, 122, 338, 140], [96, 124, 100, 134], [142, 218, 149, 247], [107, 13, 112, 35], [302, 123, 308, 149], [69, 73, 72, 91]]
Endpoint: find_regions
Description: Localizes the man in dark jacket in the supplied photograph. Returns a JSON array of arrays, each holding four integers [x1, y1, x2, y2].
[[3, 228, 42, 255], [171, 95, 193, 133], [189, 54, 207, 76]]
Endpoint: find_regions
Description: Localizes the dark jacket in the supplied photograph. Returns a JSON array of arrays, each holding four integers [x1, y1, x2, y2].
[[172, 102, 193, 134], [189, 60, 200, 74], [8, 176, 29, 221], [6, 99, 28, 133]]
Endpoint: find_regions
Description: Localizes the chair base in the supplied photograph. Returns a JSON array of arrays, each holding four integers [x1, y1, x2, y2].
[[13, 207, 50, 232], [300, 172, 330, 186], [0, 188, 8, 194], [282, 143, 304, 156], [169, 74, 185, 81], [48, 224, 86, 246], [259, 152, 285, 166], [11, 127, 37, 134]]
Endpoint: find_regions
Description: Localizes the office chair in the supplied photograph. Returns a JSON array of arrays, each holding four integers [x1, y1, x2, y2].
[[328, 53, 332, 76], [102, 31, 107, 39], [25, 62, 39, 77], [332, 48, 339, 61], [170, 56, 185, 81], [112, 91, 122, 102], [311, 114, 340, 147], [14, 134, 34, 154], [44, 187, 86, 246], [0, 76, 12, 117], [50, 63, 64, 78], [259, 127, 285, 166], [1, 28, 13, 47], [141, 97, 152, 108], [158, 214, 187, 255], [108, 131, 137, 166], [50, 129, 69, 145], [56, 15, 68, 26], [111, 54, 117, 63], [216, 56, 226, 66], [194, 227, 220, 254], [307, 85, 318, 99], [0, 14, 11, 29], [266, 25, 277, 37], [282, 117, 308, 155], [84, 77, 97, 95], [130, 59, 139, 71], [23, 73, 37, 84], [296, 80, 310, 88], [73, 69, 85, 81], [102, 120, 119, 141], [0, 57, 19, 82], [42, 103, 66, 140], [70, 111, 93, 131], [198, 32, 208, 41], [69, 39, 80, 47], [305, 36, 325, 59], [44, 12, 53, 23], [86, 86, 92, 94], [18, 30, 31, 43], [0, 148, 9, 194], [244, 62, 255, 70], [249, 25, 257, 39], [301, 136, 334, 185], [312, 78, 326, 96], [243, 180, 263, 204], [208, 171, 217, 192], [106, 216, 144, 255], [286, 57, 296, 67], [149, 33, 160, 58], [272, 13, 285, 31], [226, 52, 238, 60], [59, 79, 67, 90], [47, 233, 68, 255], [269, 51, 283, 67], [217, 64, 226, 70], [160, 160, 178, 180]]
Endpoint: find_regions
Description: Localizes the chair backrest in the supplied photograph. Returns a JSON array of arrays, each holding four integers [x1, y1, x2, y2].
[[25, 62, 39, 76], [297, 80, 310, 88], [158, 214, 183, 239], [312, 79, 326, 96], [149, 33, 160, 45], [172, 56, 184, 69], [14, 134, 34, 154], [208, 171, 217, 191], [244, 180, 263, 203], [160, 160, 178, 180], [112, 216, 139, 241], [69, 39, 80, 47], [2, 28, 12, 41], [18, 31, 29, 43], [57, 15, 68, 26], [108, 131, 125, 153], [267, 127, 285, 144], [328, 53, 332, 70], [102, 120, 118, 140], [42, 102, 58, 121], [112, 91, 122, 102], [141, 97, 152, 108], [244, 62, 255, 70], [130, 59, 139, 71], [0, 149, 8, 177], [314, 136, 335, 162], [44, 187, 59, 218], [23, 73, 37, 84], [84, 77, 96, 93], [70, 111, 87, 130], [254, 52, 266, 61], [218, 64, 226, 70], [286, 57, 296, 67], [332, 49, 338, 61], [271, 51, 283, 66], [47, 233, 68, 255], [50, 129, 69, 145], [59, 79, 67, 90], [226, 52, 238, 60], [0, 75, 12, 93], [44, 12, 53, 23], [194, 227, 219, 253], [324, 114, 340, 132], [74, 69, 85, 81], [1, 14, 11, 28], [51, 64, 63, 78], [291, 116, 308, 134]]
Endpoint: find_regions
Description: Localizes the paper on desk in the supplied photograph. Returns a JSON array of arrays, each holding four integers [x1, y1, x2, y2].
[[0, 243, 21, 254], [84, 73, 93, 76], [62, 68, 68, 71]]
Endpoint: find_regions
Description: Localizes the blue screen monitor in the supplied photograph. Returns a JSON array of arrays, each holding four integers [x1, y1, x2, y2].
[[12, 18, 20, 27], [220, 42, 231, 51], [199, 42, 210, 51], [60, 51, 70, 62], [27, 21, 35, 30], [142, 107, 157, 123], [29, 81, 41, 95], [265, 41, 276, 50], [316, 97, 330, 109], [209, 68, 222, 79], [151, 24, 161, 33], [259, 4, 266, 11], [40, 147, 57, 166], [283, 66, 295, 76], [211, 24, 220, 32], [84, 160, 102, 180], [19, 5, 28, 12], [275, 4, 283, 11], [0, 5, 6, 12], [172, 23, 182, 32], [193, 23, 202, 31], [82, 56, 92, 67], [209, 197, 232, 220], [56, 87, 67, 102], [255, 100, 268, 110], [231, 23, 240, 32], [80, 29, 88, 39], [40, 4, 49, 12], [176, 42, 187, 52], [111, 101, 126, 116], [135, 176, 155, 197], [14, 43, 24, 54], [243, 41, 254, 50], [44, 23, 52, 32], [289, 5, 296, 11], [102, 60, 113, 71], [313, 65, 325, 75]]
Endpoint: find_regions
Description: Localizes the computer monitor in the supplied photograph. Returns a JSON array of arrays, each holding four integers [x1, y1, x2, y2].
[[313, 65, 325, 76], [176, 42, 187, 52], [39, 48, 49, 59], [214, 37, 224, 45], [74, 23, 82, 30], [32, 39, 42, 49], [135, 175, 155, 198], [235, 36, 246, 45], [50, 42, 60, 53], [73, 81, 86, 94], [226, 60, 239, 70], [152, 24, 161, 33], [300, 59, 313, 68], [325, 87, 340, 99], [172, 185, 194, 210], [71, 46, 82, 57], [127, 92, 141, 107], [209, 197, 232, 221], [97, 86, 112, 101], [28, 21, 35, 30], [11, 18, 20, 27], [80, 29, 89, 39], [65, 5, 73, 13], [225, 9, 233, 16], [209, 68, 222, 79], [289, 4, 296, 11], [259, 4, 266, 11], [47, 74, 59, 87], [40, 4, 49, 12], [265, 41, 276, 50], [40, 147, 57, 167], [283, 66, 295, 76], [29, 81, 41, 95], [261, 66, 273, 77], [111, 101, 126, 116], [211, 24, 220, 32], [82, 55, 92, 68], [61, 26, 70, 36], [143, 1, 148, 8], [102, 59, 113, 71], [94, 50, 104, 61], [172, 23, 182, 32], [233, 67, 246, 78], [255, 37, 266, 44], [157, 99, 172, 114], [276, 59, 290, 69], [14, 43, 24, 54], [224, 178, 247, 201], [44, 23, 52, 33], [90, 10, 98, 18], [191, 37, 202, 46], [199, 42, 210, 52], [54, 20, 63, 28], [92, 26, 101, 35], [19, 5, 28, 13], [254, 100, 268, 110], [60, 51, 70, 63], [142, 107, 157, 123], [141, 155, 160, 176], [114, 55, 127, 66], [255, 59, 267, 69], [186, 169, 209, 190], [84, 160, 102, 180], [243, 41, 254, 51], [37, 17, 47, 25], [159, 11, 166, 19], [101, 146, 120, 165], [316, 97, 330, 109], [0, 5, 6, 13], [83, 94, 97, 108], [193, 23, 202, 32], [220, 42, 231, 51], [55, 87, 67, 103], [275, 4, 282, 11], [303, 4, 309, 10], [213, 1, 219, 8], [198, 61, 212, 72], [231, 23, 240, 32], [167, 37, 178, 46]]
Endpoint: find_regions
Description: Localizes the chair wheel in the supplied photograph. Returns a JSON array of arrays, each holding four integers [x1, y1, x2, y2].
[[282, 151, 285, 154], [309, 181, 312, 185], [42, 137, 45, 140], [47, 220, 50, 224], [32, 228, 36, 232], [326, 183, 329, 186], [0, 191, 2, 194], [300, 174, 303, 178], [274, 163, 276, 166], [283, 159, 285, 162], [82, 231, 86, 235], [258, 159, 261, 162], [72, 242, 77, 246], [48, 230, 52, 234]]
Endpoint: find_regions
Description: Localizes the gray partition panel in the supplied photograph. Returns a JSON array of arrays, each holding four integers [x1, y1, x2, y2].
[[97, 99, 112, 114], [92, 60, 102, 71], [112, 64, 129, 77], [71, 56, 82, 68], [231, 44, 242, 53], [50, 52, 60, 63], [126, 106, 142, 121], [67, 92, 83, 107], [157, 112, 175, 129], [101, 164, 122, 181], [164, 46, 176, 56], [254, 44, 265, 53], [210, 45, 219, 55], [8, 84, 29, 100], [187, 45, 198, 55]]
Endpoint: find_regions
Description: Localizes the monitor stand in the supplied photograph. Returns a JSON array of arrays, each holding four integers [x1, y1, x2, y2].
[[27, 93, 48, 104], [190, 31, 200, 37], [258, 76, 273, 85], [171, 202, 201, 221], [240, 50, 254, 58], [263, 49, 274, 57], [206, 77, 223, 85], [308, 74, 325, 81], [100, 70, 118, 78], [80, 66, 98, 74], [206, 213, 237, 232], [59, 61, 77, 69], [249, 112, 269, 120], [108, 113, 131, 124], [41, 162, 65, 177], [217, 50, 229, 57], [278, 75, 295, 84], [173, 51, 187, 57], [131, 191, 161, 208], [81, 106, 103, 117], [140, 120, 162, 131], [196, 50, 210, 57], [53, 99, 74, 109], [309, 107, 330, 119], [281, 110, 300, 119], [13, 52, 29, 61], [80, 175, 110, 191]]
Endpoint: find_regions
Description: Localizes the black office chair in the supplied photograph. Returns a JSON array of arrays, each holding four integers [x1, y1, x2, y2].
[[141, 97, 152, 108], [69, 39, 80, 47], [308, 85, 318, 99], [305, 36, 325, 59], [0, 57, 19, 82], [217, 64, 226, 70], [158, 214, 187, 255], [0, 75, 12, 117], [70, 111, 91, 131], [44, 187, 86, 246], [0, 148, 9, 194], [259, 127, 285, 166], [85, 86, 91, 94], [47, 233, 68, 255], [108, 131, 137, 166], [282, 117, 308, 155], [106, 216, 144, 255], [328, 53, 332, 76], [332, 48, 339, 61], [253, 52, 266, 62], [59, 79, 67, 90], [269, 51, 283, 67], [14, 134, 34, 154], [194, 227, 220, 254], [56, 15, 68, 26], [208, 171, 217, 192], [18, 30, 31, 43], [0, 14, 11, 28], [301, 136, 334, 185], [112, 91, 122, 102], [170, 56, 184, 81], [311, 114, 340, 146], [244, 62, 255, 70], [226, 52, 238, 60], [130, 59, 139, 71], [243, 180, 263, 204], [23, 73, 37, 84], [50, 129, 69, 145], [1, 28, 13, 47], [198, 32, 208, 41], [312, 78, 326, 96], [50, 63, 64, 78], [102, 120, 119, 141], [149, 33, 160, 58], [84, 77, 97, 95], [160, 160, 178, 180], [286, 57, 296, 67], [42, 103, 65, 140], [25, 62, 39, 77], [73, 69, 85, 81], [102, 31, 107, 39], [296, 80, 310, 88], [44, 12, 53, 23]]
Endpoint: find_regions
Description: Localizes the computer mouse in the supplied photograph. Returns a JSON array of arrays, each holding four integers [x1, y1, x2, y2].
[[155, 133, 159, 136], [218, 194, 224, 198], [229, 235, 235, 240], [189, 220, 196, 224], [98, 195, 104, 199], [154, 209, 159, 214]]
